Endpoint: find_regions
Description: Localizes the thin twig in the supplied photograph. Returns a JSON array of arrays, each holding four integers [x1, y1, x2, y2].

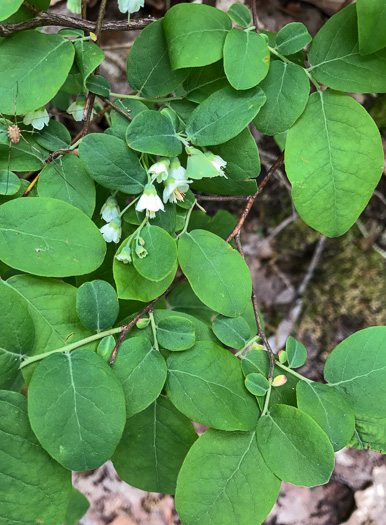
[[0, 12, 156, 38], [226, 152, 285, 242]]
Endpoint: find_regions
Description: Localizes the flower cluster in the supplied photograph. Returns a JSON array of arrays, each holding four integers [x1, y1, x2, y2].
[[99, 196, 122, 244]]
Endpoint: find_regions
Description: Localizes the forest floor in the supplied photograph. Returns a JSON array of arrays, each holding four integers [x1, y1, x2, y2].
[[46, 0, 386, 522]]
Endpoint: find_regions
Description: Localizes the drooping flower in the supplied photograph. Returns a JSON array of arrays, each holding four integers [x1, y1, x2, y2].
[[115, 245, 132, 264], [101, 196, 120, 223], [135, 245, 148, 259], [204, 150, 227, 177], [67, 96, 86, 122], [148, 158, 170, 183], [168, 157, 187, 181], [117, 0, 145, 14], [162, 160, 192, 204], [23, 107, 49, 131], [100, 217, 122, 244], [136, 183, 164, 219], [67, 0, 81, 14]]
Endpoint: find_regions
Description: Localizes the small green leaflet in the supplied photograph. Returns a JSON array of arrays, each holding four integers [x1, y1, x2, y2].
[[0, 197, 106, 277], [275, 22, 312, 55], [163, 4, 232, 69], [86, 74, 111, 96], [0, 391, 72, 525], [286, 336, 307, 368], [324, 326, 386, 418], [28, 350, 126, 471], [308, 4, 386, 93], [296, 381, 355, 451], [212, 314, 251, 349], [175, 429, 280, 525], [64, 488, 90, 525], [245, 373, 269, 396], [357, 0, 386, 55], [227, 3, 251, 27], [157, 316, 196, 351], [285, 90, 384, 237], [178, 230, 252, 317], [112, 396, 197, 494], [76, 279, 119, 331], [112, 337, 167, 418], [166, 341, 259, 430], [257, 404, 335, 487]]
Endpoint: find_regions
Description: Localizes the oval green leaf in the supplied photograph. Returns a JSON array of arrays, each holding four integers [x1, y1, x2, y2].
[[245, 373, 269, 396], [175, 429, 280, 525], [79, 133, 146, 194], [324, 326, 386, 417], [256, 404, 335, 486], [112, 336, 167, 418], [86, 74, 111, 96], [186, 86, 266, 146], [285, 90, 384, 237], [157, 316, 196, 351], [76, 279, 119, 331], [0, 170, 20, 195], [0, 31, 75, 114], [28, 350, 126, 471], [297, 381, 355, 451], [276, 22, 312, 55], [178, 230, 252, 317], [286, 336, 307, 368], [34, 119, 71, 151], [163, 4, 232, 69], [166, 341, 259, 430], [212, 314, 251, 349], [224, 29, 270, 90], [0, 391, 71, 525], [0, 197, 106, 277], [112, 396, 197, 494], [227, 3, 252, 27]]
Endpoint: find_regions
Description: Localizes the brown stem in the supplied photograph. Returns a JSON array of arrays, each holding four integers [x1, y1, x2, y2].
[[226, 152, 284, 242], [0, 13, 157, 38]]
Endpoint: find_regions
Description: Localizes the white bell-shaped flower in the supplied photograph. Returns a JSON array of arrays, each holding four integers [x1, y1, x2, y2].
[[67, 96, 86, 122], [67, 0, 81, 14], [136, 183, 164, 219], [101, 196, 120, 222], [163, 172, 192, 204], [118, 0, 145, 14], [204, 150, 227, 177], [100, 217, 122, 244], [115, 245, 132, 264], [23, 107, 49, 131], [148, 158, 170, 183]]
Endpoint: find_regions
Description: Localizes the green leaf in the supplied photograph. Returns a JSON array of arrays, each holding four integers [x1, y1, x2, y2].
[[0, 170, 20, 195], [38, 154, 96, 217], [86, 74, 111, 96], [212, 314, 250, 349], [166, 341, 259, 430], [183, 61, 228, 104], [97, 335, 115, 362], [175, 429, 280, 525], [286, 336, 307, 368], [133, 224, 177, 281], [0, 280, 35, 383], [168, 281, 214, 324], [245, 373, 269, 396], [187, 209, 237, 240], [275, 22, 312, 55], [0, 391, 72, 524], [257, 404, 335, 486], [242, 349, 298, 410], [34, 119, 71, 151], [112, 396, 197, 494], [227, 3, 252, 27], [163, 4, 232, 69], [114, 238, 177, 301], [308, 4, 386, 93], [74, 40, 105, 88], [0, 0, 24, 21], [297, 381, 355, 451], [79, 133, 146, 194], [64, 488, 90, 525], [0, 197, 106, 277], [6, 274, 97, 384], [28, 350, 126, 471], [112, 336, 167, 418], [76, 279, 119, 331], [348, 414, 386, 453], [224, 29, 270, 90], [253, 61, 309, 135], [0, 31, 75, 114], [285, 90, 384, 237], [357, 0, 386, 55], [127, 19, 188, 97], [0, 122, 47, 171], [178, 230, 252, 317], [186, 86, 266, 146], [126, 110, 182, 157], [157, 316, 196, 351], [324, 326, 386, 418], [59, 28, 84, 38]]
